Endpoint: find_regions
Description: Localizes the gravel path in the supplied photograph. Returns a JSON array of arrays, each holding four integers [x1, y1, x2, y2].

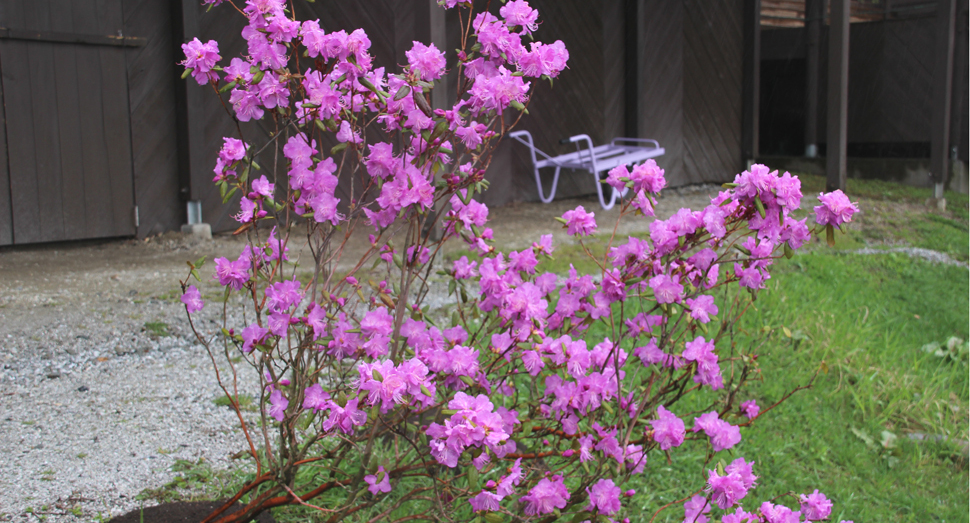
[[0, 186, 961, 522]]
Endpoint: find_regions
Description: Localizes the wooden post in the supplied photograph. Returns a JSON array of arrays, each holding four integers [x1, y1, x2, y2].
[[930, 0, 957, 200], [741, 0, 761, 163], [804, 0, 823, 157], [624, 0, 639, 138], [826, 0, 850, 192], [172, 0, 207, 204]]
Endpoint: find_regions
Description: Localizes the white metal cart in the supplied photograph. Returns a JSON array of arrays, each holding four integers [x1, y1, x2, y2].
[[509, 130, 665, 210]]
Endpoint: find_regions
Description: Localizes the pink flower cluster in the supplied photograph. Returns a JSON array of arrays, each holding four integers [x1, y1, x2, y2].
[[426, 392, 517, 468]]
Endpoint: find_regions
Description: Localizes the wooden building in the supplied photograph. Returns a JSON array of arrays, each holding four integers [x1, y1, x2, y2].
[[0, 0, 963, 244]]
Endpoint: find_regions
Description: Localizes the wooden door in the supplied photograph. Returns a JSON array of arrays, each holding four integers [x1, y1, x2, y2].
[[0, 0, 137, 244]]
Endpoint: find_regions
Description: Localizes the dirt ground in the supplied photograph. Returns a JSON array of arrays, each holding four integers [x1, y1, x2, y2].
[[0, 188, 717, 334]]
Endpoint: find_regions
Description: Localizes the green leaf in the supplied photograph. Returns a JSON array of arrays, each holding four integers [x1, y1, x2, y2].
[[459, 375, 476, 387], [218, 80, 237, 93], [181, 68, 193, 80], [826, 224, 836, 247], [754, 195, 766, 219], [331, 142, 349, 155], [394, 85, 411, 101], [190, 269, 201, 282], [194, 256, 207, 269], [467, 466, 480, 491], [784, 242, 794, 259]]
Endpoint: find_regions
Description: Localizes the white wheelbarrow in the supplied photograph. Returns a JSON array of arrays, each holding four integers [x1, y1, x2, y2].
[[509, 130, 665, 210]]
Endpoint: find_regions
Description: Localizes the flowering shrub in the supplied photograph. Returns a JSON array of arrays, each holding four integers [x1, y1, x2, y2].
[[178, 1, 859, 522]]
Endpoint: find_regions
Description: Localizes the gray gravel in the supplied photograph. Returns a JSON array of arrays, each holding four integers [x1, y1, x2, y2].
[[0, 295, 263, 522]]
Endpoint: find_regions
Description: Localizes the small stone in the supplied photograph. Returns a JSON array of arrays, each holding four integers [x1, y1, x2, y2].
[[114, 346, 130, 356], [46, 371, 60, 379], [77, 386, 89, 392], [65, 347, 78, 356]]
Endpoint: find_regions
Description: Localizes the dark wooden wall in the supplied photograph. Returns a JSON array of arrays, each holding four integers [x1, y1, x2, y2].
[[760, 9, 969, 162], [636, 0, 746, 188], [683, 0, 745, 184], [0, 0, 137, 245], [124, 0, 183, 238]]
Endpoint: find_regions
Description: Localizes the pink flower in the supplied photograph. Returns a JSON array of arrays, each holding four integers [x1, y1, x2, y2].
[[799, 490, 833, 521], [814, 190, 858, 227], [268, 389, 288, 422], [180, 285, 204, 314], [706, 469, 749, 509], [649, 274, 683, 304], [650, 405, 685, 450], [181, 38, 220, 85], [519, 475, 569, 515], [500, 0, 539, 33], [214, 257, 250, 290], [241, 323, 269, 353], [726, 458, 758, 490], [364, 466, 392, 495], [683, 495, 711, 523], [741, 400, 759, 419], [302, 384, 330, 411], [562, 205, 597, 236], [406, 41, 446, 81], [469, 490, 502, 512], [685, 295, 718, 323], [586, 478, 622, 515]]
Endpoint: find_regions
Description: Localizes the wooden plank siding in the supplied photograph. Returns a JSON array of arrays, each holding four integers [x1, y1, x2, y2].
[[124, 0, 184, 237], [0, 0, 136, 244], [0, 46, 10, 245], [765, 15, 954, 152], [637, 0, 686, 184], [683, 0, 745, 184]]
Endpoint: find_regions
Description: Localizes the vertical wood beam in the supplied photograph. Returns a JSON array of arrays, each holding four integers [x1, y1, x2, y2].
[[804, 0, 823, 157], [741, 0, 760, 162], [172, 0, 207, 205], [624, 0, 639, 138], [826, 0, 850, 192], [930, 0, 957, 197]]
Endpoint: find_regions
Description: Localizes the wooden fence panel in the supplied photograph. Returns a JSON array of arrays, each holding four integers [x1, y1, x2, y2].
[[683, 0, 745, 183], [124, 0, 182, 237], [0, 0, 135, 244], [0, 48, 9, 245], [638, 0, 685, 185]]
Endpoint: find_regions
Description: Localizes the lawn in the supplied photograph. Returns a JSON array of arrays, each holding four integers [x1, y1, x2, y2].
[[628, 251, 968, 522]]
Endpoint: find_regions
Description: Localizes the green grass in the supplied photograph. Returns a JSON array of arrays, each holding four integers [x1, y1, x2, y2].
[[142, 321, 171, 338], [626, 252, 969, 522]]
